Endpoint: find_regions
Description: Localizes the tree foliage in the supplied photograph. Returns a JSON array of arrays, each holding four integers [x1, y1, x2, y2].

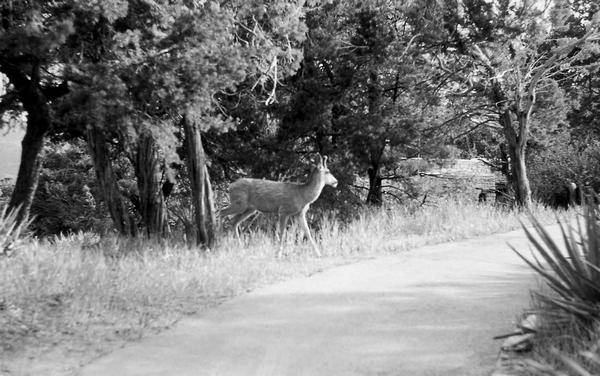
[[1, 0, 600, 238]]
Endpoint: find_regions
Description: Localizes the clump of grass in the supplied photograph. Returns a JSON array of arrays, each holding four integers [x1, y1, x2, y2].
[[515, 297, 600, 376], [0, 205, 32, 256], [521, 321, 600, 376], [320, 200, 556, 254], [0, 200, 557, 374]]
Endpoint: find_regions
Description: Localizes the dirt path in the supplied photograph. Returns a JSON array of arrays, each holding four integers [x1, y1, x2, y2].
[[80, 226, 554, 376]]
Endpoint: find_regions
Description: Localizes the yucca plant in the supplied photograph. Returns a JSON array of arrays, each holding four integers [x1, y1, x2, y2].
[[514, 199, 600, 376], [0, 205, 32, 256], [512, 198, 600, 321]]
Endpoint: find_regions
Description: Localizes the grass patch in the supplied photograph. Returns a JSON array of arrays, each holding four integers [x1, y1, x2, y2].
[[1, 200, 558, 375]]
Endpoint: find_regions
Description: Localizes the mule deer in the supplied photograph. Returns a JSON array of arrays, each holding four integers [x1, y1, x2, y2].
[[220, 154, 338, 257]]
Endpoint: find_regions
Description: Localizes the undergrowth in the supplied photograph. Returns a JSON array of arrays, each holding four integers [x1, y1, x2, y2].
[[1, 200, 557, 375]]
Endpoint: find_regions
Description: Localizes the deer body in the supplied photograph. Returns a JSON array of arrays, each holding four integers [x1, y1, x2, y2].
[[221, 155, 337, 257]]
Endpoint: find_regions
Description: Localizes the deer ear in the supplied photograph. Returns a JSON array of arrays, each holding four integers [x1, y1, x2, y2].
[[315, 154, 323, 166], [323, 155, 328, 168]]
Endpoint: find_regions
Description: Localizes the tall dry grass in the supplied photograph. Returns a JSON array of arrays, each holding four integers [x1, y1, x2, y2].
[[1, 200, 558, 375]]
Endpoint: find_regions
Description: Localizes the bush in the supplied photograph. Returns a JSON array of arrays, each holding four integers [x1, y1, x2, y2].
[[528, 139, 600, 204], [30, 140, 112, 236]]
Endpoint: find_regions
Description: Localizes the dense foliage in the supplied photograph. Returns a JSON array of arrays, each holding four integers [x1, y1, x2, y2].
[[30, 141, 112, 236], [0, 0, 599, 238]]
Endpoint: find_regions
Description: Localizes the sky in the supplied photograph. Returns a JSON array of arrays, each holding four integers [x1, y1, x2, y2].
[[0, 74, 24, 179], [0, 127, 23, 179]]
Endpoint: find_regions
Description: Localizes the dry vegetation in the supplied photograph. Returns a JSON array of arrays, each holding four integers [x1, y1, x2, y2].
[[520, 304, 600, 376], [1, 200, 558, 375]]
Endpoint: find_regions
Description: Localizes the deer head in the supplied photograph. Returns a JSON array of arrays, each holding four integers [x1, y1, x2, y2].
[[315, 154, 338, 188]]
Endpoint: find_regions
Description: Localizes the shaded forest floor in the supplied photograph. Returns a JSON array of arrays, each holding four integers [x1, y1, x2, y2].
[[1, 201, 561, 375]]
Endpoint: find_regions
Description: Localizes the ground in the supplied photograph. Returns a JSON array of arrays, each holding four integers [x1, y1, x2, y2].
[[79, 226, 553, 376]]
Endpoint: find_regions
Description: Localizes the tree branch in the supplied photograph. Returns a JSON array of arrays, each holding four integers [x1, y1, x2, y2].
[[382, 190, 403, 202], [41, 80, 69, 100], [449, 118, 499, 141]]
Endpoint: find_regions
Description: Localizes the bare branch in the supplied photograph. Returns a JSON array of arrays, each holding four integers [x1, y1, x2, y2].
[[476, 158, 503, 171], [398, 34, 420, 61], [350, 184, 369, 191], [471, 44, 495, 75], [420, 104, 497, 135], [265, 56, 278, 106], [450, 118, 500, 141], [382, 190, 403, 202]]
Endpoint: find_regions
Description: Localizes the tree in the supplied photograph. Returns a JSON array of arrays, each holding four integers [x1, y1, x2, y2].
[[471, 32, 598, 207], [0, 0, 97, 222], [149, 1, 311, 244], [564, 1, 600, 140], [275, 1, 447, 206], [1, 1, 314, 243], [409, 0, 600, 208]]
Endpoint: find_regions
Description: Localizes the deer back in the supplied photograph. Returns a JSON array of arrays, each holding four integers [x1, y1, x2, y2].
[[230, 178, 307, 214]]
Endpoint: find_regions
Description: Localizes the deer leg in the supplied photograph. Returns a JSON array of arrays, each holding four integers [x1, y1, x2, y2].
[[231, 209, 256, 238], [277, 214, 289, 258], [299, 209, 321, 257], [218, 207, 231, 233]]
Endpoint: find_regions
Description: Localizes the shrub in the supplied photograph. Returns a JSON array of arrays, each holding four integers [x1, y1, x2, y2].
[[30, 140, 112, 236], [528, 139, 600, 204], [513, 197, 600, 376], [512, 199, 600, 321]]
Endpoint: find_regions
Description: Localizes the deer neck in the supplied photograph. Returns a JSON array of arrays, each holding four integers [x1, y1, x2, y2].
[[300, 170, 325, 203]]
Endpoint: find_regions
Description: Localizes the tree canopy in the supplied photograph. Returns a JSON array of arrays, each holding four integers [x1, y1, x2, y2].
[[1, 0, 600, 238]]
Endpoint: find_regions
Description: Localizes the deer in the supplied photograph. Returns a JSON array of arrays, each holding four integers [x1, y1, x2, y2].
[[220, 154, 338, 257]]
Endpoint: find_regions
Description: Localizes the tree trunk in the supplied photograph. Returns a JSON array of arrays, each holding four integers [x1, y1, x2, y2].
[[500, 110, 532, 209], [498, 143, 510, 178], [183, 116, 216, 248], [8, 109, 48, 223], [506, 140, 532, 209], [366, 163, 383, 206], [366, 142, 386, 206], [134, 131, 167, 237], [86, 127, 137, 236], [3, 66, 51, 224], [366, 70, 385, 206]]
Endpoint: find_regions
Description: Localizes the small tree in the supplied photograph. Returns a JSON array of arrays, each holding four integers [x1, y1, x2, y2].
[[470, 29, 599, 208]]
